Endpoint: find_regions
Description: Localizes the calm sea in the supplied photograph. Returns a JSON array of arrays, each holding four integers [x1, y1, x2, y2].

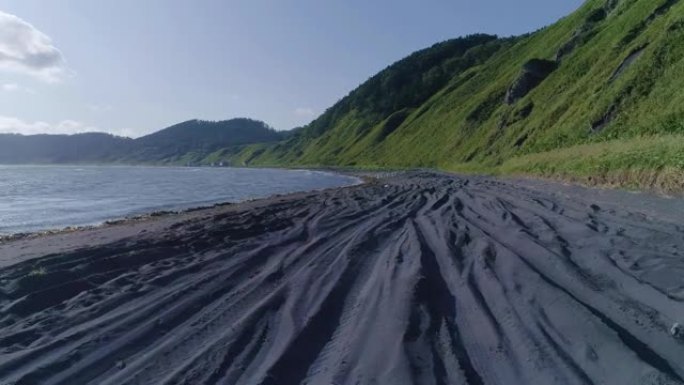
[[0, 166, 358, 235]]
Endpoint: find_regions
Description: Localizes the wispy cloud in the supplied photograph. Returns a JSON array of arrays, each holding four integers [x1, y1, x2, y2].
[[111, 127, 140, 138], [1, 82, 34, 93], [294, 107, 316, 118], [1, 83, 19, 92], [0, 115, 139, 137], [0, 11, 68, 82], [0, 116, 98, 135]]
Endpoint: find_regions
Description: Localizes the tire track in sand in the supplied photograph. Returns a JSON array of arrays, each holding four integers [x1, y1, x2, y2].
[[1, 172, 683, 385]]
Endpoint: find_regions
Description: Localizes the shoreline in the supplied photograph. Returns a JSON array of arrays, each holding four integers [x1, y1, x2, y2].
[[0, 168, 366, 245], [2, 166, 680, 247], [2, 165, 681, 248], [3, 162, 679, 247], [0, 178, 375, 267]]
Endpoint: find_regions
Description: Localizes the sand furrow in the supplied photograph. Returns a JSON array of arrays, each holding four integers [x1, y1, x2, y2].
[[1, 172, 683, 385]]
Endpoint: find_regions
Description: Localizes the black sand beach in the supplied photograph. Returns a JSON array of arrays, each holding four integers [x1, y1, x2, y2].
[[1, 172, 684, 385]]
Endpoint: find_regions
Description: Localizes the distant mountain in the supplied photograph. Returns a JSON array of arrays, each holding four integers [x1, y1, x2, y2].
[[0, 133, 132, 164], [126, 118, 282, 163], [0, 118, 282, 164]]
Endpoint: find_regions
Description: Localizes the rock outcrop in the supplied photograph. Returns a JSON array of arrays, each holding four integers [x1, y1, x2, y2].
[[610, 46, 647, 82], [556, 0, 620, 61], [505, 59, 558, 105], [591, 104, 618, 132]]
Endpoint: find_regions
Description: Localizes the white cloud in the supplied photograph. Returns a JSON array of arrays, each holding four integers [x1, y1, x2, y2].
[[0, 11, 67, 82], [111, 127, 139, 138], [0, 116, 98, 135], [1, 82, 34, 93], [0, 115, 139, 137], [2, 83, 19, 91], [294, 107, 316, 118]]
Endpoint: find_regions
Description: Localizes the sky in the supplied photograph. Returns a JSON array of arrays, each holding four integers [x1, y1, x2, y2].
[[0, 0, 584, 138]]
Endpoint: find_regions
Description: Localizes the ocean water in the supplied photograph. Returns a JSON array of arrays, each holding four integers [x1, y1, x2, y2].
[[0, 166, 359, 235]]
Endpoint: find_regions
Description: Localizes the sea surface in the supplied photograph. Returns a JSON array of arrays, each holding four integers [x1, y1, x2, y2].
[[0, 165, 359, 235]]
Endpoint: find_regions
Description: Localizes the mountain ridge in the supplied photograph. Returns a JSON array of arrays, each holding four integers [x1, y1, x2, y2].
[[0, 118, 282, 165]]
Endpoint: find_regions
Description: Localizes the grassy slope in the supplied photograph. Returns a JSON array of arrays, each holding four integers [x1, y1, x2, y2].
[[221, 0, 684, 191], [500, 135, 684, 193]]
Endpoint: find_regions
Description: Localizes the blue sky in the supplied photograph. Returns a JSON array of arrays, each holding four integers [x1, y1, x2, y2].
[[0, 0, 583, 137]]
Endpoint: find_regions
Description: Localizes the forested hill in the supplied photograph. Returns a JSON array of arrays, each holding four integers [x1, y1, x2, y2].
[[0, 118, 282, 165], [0, 133, 133, 164], [228, 0, 684, 193], [126, 119, 282, 163]]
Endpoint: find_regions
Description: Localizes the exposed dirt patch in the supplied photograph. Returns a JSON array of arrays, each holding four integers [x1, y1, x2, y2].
[[591, 104, 619, 132], [610, 45, 648, 82], [505, 59, 558, 104], [377, 109, 412, 141], [621, 0, 680, 46]]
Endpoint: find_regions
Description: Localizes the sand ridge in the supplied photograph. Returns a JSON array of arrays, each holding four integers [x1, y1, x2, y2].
[[1, 172, 683, 384]]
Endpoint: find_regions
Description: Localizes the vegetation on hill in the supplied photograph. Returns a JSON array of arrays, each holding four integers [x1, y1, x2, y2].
[[0, 133, 132, 164], [127, 119, 282, 164], [218, 0, 684, 192], [230, 34, 514, 166], [0, 119, 281, 164]]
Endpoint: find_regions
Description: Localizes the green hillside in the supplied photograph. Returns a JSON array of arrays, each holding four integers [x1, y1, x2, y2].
[[127, 118, 282, 164], [225, 0, 684, 193]]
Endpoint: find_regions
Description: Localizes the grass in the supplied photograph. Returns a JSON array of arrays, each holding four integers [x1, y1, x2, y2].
[[207, 0, 684, 193], [498, 135, 684, 194]]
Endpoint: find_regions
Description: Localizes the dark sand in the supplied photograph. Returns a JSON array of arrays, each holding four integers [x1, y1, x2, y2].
[[1, 172, 684, 385]]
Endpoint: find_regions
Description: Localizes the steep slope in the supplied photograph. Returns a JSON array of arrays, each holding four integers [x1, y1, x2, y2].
[[236, 0, 684, 191], [234, 34, 510, 166]]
